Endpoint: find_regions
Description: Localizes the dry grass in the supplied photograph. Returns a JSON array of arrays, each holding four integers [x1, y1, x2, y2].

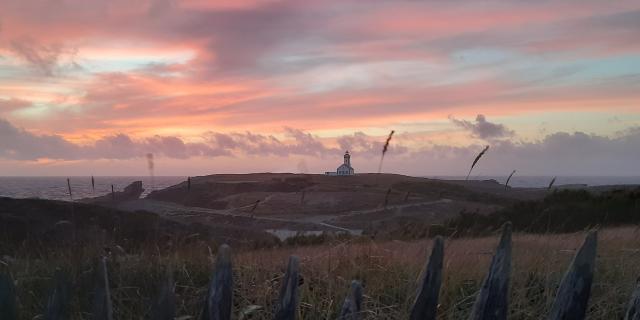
[[5, 227, 640, 319]]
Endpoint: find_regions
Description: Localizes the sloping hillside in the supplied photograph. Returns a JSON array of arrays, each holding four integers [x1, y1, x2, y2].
[[146, 173, 524, 217], [0, 197, 278, 254]]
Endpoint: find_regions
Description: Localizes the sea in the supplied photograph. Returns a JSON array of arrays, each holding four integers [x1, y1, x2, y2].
[[0, 176, 186, 201], [427, 175, 640, 189], [0, 175, 638, 201]]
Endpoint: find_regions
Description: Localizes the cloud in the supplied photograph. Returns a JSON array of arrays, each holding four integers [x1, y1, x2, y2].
[[8, 38, 79, 76], [207, 128, 338, 157], [2, 117, 640, 176], [0, 118, 81, 160], [0, 117, 406, 161], [409, 128, 640, 176], [0, 0, 639, 177], [0, 118, 225, 160], [189, 2, 316, 74], [449, 114, 514, 140], [0, 117, 337, 161], [94, 134, 229, 159], [1, 0, 639, 136], [0, 98, 32, 113], [337, 132, 409, 156]]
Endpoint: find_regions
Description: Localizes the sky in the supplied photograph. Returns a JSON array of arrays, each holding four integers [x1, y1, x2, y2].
[[0, 0, 639, 176]]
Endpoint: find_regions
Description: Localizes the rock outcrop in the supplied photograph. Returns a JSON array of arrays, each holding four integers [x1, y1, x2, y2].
[[79, 181, 144, 205]]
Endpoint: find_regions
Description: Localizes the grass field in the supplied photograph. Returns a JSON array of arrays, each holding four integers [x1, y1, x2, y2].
[[4, 226, 640, 319]]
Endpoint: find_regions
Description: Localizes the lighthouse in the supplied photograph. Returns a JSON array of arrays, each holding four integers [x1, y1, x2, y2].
[[324, 151, 355, 176], [336, 151, 355, 175]]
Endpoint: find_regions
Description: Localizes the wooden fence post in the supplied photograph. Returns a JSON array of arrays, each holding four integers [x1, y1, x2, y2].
[[0, 273, 16, 320], [625, 279, 640, 320], [274, 256, 300, 320], [202, 244, 233, 320], [469, 222, 512, 320], [410, 236, 444, 320], [44, 271, 70, 320], [338, 280, 363, 320], [547, 231, 597, 320], [92, 257, 113, 320], [151, 276, 176, 320]]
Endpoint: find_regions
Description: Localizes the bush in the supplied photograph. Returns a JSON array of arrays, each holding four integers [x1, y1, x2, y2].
[[445, 188, 640, 236]]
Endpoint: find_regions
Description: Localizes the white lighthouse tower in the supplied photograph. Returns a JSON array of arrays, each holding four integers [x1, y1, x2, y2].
[[336, 151, 355, 176]]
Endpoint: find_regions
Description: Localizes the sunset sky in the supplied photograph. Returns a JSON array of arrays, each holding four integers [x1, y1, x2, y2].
[[1, 0, 639, 176]]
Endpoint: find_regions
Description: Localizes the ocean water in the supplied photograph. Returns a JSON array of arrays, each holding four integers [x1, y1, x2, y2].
[[427, 176, 640, 188], [0, 175, 638, 201], [0, 176, 186, 201]]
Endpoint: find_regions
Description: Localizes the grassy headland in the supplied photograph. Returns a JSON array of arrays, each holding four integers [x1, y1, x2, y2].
[[2, 176, 640, 319]]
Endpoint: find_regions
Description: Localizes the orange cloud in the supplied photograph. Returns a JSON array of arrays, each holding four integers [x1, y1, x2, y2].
[[0, 0, 638, 159]]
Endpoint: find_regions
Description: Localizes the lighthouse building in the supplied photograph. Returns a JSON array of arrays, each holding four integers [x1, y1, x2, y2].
[[326, 151, 355, 176]]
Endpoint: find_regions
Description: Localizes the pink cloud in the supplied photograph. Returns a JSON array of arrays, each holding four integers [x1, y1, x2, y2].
[[2, 116, 640, 177], [0, 0, 639, 175]]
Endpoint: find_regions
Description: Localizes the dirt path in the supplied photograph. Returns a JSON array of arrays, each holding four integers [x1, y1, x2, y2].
[[117, 198, 355, 233], [118, 198, 454, 235], [336, 198, 452, 217]]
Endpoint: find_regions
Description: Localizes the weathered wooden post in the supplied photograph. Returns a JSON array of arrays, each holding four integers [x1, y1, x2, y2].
[[274, 256, 300, 320], [44, 271, 70, 320], [0, 273, 16, 320], [547, 231, 597, 320], [67, 178, 73, 201], [469, 222, 512, 320], [67, 178, 77, 243], [338, 280, 363, 320], [187, 177, 191, 191], [410, 236, 444, 320], [151, 276, 176, 320], [625, 279, 640, 320], [202, 244, 233, 320], [92, 257, 113, 320]]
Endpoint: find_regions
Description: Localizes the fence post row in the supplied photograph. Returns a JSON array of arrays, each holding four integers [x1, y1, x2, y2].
[[625, 279, 640, 320], [469, 222, 512, 320], [274, 256, 301, 320], [94, 256, 114, 320], [151, 276, 176, 320], [409, 236, 444, 320], [547, 231, 597, 320], [202, 244, 233, 320], [0, 273, 17, 319], [4, 224, 640, 319], [339, 280, 363, 320], [44, 271, 70, 320]]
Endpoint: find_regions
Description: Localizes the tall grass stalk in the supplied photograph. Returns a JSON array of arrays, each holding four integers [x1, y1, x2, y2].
[[67, 178, 77, 244], [466, 145, 490, 181], [147, 153, 155, 192], [505, 170, 516, 190], [377, 130, 395, 174]]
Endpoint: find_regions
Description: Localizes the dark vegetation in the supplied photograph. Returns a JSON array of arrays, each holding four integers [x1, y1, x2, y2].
[[446, 188, 640, 236], [147, 175, 313, 209], [392, 180, 515, 205], [0, 197, 279, 255], [281, 231, 354, 246]]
